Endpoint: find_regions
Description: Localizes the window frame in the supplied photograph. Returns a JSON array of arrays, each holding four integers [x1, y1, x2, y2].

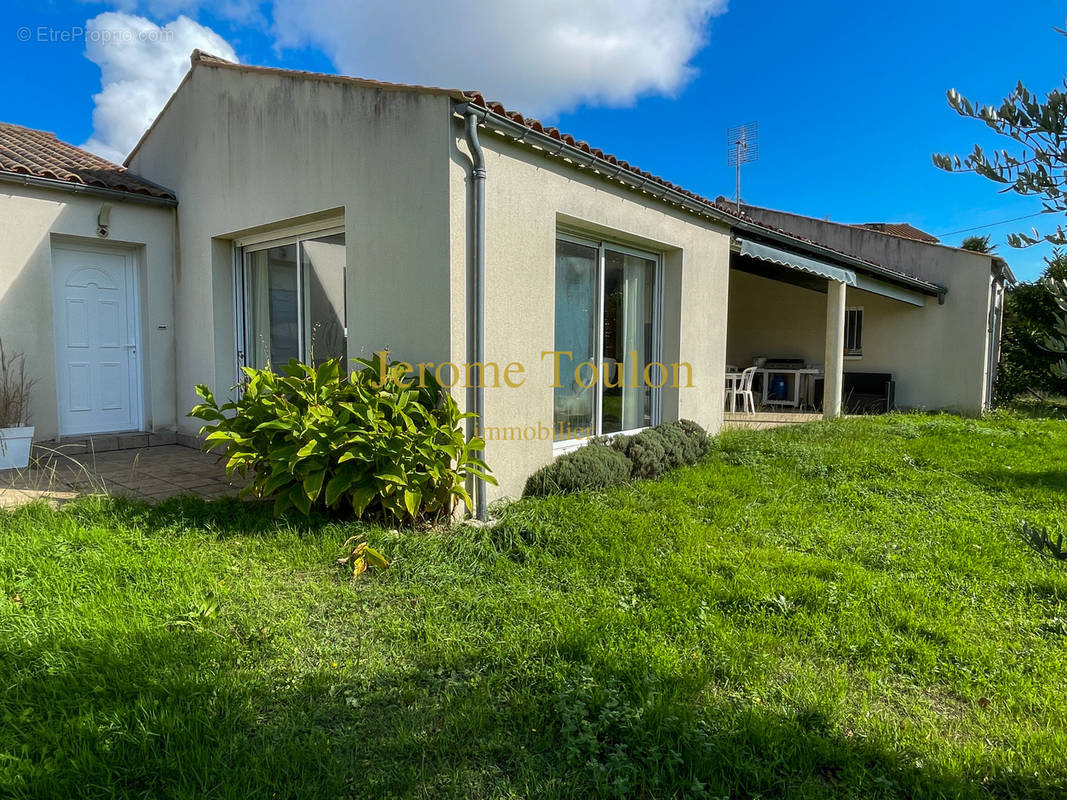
[[233, 224, 346, 381], [844, 306, 864, 358], [553, 231, 664, 454]]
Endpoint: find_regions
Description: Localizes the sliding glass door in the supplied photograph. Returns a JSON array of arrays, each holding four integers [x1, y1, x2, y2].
[[554, 240, 599, 437], [237, 228, 346, 372], [553, 235, 662, 444], [602, 249, 657, 434]]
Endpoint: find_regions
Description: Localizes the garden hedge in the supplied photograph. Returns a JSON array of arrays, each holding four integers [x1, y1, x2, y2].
[[523, 419, 710, 496]]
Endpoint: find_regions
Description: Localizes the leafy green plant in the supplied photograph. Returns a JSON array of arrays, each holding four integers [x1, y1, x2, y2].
[[995, 251, 1067, 401], [961, 234, 997, 254], [672, 419, 713, 461], [189, 354, 495, 523], [336, 536, 389, 580], [1040, 276, 1067, 380], [934, 26, 1067, 248], [164, 597, 220, 631], [1021, 520, 1067, 561]]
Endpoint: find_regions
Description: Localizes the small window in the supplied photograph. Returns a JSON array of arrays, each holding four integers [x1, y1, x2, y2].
[[845, 307, 863, 356]]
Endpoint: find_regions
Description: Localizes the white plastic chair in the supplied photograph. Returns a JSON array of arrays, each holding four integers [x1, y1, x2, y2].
[[725, 365, 758, 414]]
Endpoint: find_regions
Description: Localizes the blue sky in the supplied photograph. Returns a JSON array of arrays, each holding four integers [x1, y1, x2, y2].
[[2, 0, 1065, 280]]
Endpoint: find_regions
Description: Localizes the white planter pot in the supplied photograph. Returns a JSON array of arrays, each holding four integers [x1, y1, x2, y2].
[[0, 426, 34, 470]]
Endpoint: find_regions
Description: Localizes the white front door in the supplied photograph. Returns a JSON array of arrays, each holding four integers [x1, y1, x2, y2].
[[52, 245, 142, 436]]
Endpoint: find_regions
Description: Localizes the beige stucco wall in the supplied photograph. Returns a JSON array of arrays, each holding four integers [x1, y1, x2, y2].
[[843, 286, 980, 411], [727, 267, 990, 412], [450, 128, 732, 501], [127, 65, 456, 435], [727, 271, 828, 368], [0, 183, 176, 441], [738, 207, 997, 412]]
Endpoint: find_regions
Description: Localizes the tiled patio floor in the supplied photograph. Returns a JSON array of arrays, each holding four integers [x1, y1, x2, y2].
[[722, 410, 824, 430], [0, 445, 248, 509]]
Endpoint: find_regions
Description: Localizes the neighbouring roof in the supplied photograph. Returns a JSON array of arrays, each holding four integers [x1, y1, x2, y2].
[[736, 202, 1012, 284], [857, 222, 940, 244], [0, 122, 175, 200], [709, 199, 943, 293]]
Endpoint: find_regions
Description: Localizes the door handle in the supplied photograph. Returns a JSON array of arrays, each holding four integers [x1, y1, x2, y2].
[[125, 343, 137, 355]]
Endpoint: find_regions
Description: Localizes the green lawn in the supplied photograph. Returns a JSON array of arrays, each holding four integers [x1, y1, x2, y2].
[[2, 413, 1066, 799]]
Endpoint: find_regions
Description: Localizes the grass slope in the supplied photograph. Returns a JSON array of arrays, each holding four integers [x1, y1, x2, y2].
[[1, 413, 1066, 799]]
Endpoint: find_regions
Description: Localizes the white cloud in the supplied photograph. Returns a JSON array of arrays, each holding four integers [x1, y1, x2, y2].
[[81, 12, 238, 163], [271, 0, 727, 117], [91, 0, 261, 23]]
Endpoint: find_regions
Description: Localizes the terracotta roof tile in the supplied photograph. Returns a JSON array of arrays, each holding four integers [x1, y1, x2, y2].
[[461, 91, 724, 203], [0, 122, 174, 200]]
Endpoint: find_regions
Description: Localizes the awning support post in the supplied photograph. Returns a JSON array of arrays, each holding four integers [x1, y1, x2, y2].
[[824, 280, 847, 419]]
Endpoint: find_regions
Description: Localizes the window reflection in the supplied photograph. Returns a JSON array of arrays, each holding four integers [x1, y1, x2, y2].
[[245, 243, 298, 369]]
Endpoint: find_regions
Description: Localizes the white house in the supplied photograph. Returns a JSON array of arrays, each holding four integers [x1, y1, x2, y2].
[[0, 51, 1012, 509]]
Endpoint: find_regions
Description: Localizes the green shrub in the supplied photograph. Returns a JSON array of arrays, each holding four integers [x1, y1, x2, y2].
[[995, 251, 1067, 402], [523, 420, 710, 496], [609, 420, 711, 479], [670, 419, 713, 462], [189, 355, 495, 523], [611, 428, 670, 479], [653, 423, 688, 469], [523, 443, 632, 496]]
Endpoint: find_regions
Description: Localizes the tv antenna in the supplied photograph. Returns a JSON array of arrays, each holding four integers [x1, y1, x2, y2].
[[727, 122, 759, 213]]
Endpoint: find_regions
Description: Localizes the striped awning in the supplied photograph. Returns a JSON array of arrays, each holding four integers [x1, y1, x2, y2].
[[739, 239, 856, 286]]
